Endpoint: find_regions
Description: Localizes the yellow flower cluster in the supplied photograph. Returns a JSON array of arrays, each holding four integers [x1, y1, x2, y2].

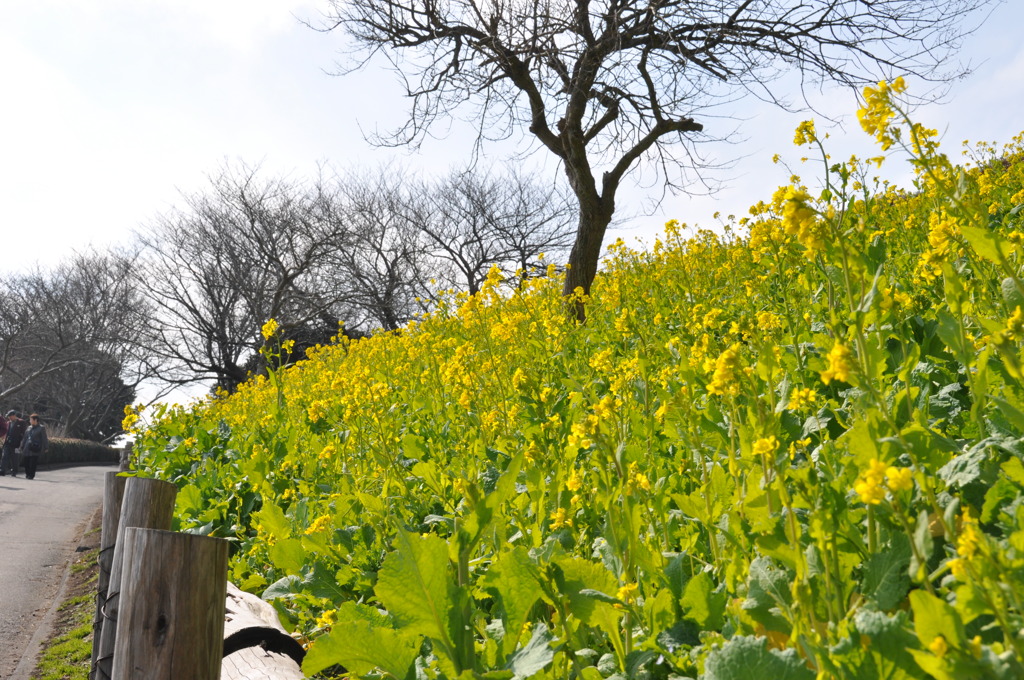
[[304, 514, 333, 535], [772, 186, 825, 257], [751, 436, 779, 460], [949, 509, 982, 580], [706, 343, 744, 397], [793, 120, 817, 146], [820, 343, 855, 385], [857, 77, 906, 150], [855, 460, 914, 505], [854, 459, 889, 505], [549, 507, 573, 529], [616, 582, 639, 604], [261, 317, 279, 340], [627, 461, 652, 492], [787, 387, 818, 411], [885, 466, 914, 493]]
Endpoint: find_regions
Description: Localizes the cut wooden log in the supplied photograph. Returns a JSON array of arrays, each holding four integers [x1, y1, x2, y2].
[[223, 647, 306, 680], [223, 583, 306, 666], [222, 582, 306, 679], [112, 527, 229, 680]]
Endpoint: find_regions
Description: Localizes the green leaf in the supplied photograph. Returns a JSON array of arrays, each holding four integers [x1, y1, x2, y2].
[[663, 553, 693, 600], [862, 533, 911, 610], [505, 622, 554, 677], [551, 556, 623, 654], [255, 500, 291, 541], [911, 510, 934, 583], [402, 433, 428, 460], [909, 590, 965, 649], [936, 310, 972, 364], [961, 224, 1014, 264], [262, 575, 302, 600], [850, 609, 920, 680], [991, 395, 1024, 433], [1002, 277, 1024, 310], [1003, 457, 1024, 486], [175, 484, 204, 517], [269, 538, 306, 575], [478, 547, 542, 656], [376, 530, 453, 643], [303, 561, 351, 600], [982, 477, 1018, 523], [302, 617, 420, 678], [895, 423, 958, 468], [681, 571, 726, 630], [704, 635, 815, 680], [579, 588, 623, 605], [743, 557, 792, 611], [937, 446, 988, 489]]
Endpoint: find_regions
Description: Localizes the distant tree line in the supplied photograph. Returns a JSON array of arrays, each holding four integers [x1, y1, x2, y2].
[[0, 163, 574, 437]]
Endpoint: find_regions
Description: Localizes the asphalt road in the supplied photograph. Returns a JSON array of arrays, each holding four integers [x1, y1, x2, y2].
[[0, 464, 110, 679]]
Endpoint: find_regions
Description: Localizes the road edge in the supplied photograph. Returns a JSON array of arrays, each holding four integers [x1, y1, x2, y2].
[[11, 502, 102, 680]]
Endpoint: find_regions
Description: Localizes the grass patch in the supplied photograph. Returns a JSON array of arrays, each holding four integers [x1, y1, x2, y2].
[[32, 607, 92, 680]]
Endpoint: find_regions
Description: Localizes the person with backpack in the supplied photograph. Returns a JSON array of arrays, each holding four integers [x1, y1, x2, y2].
[[0, 410, 26, 476], [21, 414, 47, 480]]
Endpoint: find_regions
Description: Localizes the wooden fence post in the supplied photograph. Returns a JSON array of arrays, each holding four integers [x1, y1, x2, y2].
[[119, 441, 133, 472], [111, 528, 229, 680], [93, 477, 178, 680], [90, 472, 128, 680]]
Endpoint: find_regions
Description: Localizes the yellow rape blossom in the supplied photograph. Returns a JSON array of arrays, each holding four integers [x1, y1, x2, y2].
[[307, 400, 330, 423], [1006, 306, 1024, 341], [793, 120, 817, 146], [885, 466, 914, 493], [304, 514, 332, 535], [857, 77, 906, 150], [512, 367, 529, 390], [929, 635, 948, 658], [752, 436, 779, 459], [616, 582, 639, 604], [956, 509, 982, 564], [854, 458, 889, 505], [549, 507, 573, 529], [787, 387, 818, 411], [315, 609, 337, 629], [820, 343, 855, 385], [261, 317, 279, 340], [706, 343, 744, 397]]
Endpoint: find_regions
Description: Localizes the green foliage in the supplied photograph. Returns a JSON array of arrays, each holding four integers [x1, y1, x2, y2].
[[131, 91, 1024, 678]]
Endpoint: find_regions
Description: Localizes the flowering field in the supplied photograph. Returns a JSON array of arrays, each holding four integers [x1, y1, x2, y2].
[[131, 84, 1024, 679]]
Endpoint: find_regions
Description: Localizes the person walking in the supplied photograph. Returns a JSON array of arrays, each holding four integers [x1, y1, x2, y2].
[[21, 413, 47, 480], [0, 410, 26, 476]]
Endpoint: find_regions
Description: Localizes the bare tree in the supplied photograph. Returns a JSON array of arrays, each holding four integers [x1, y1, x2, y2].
[[419, 166, 575, 294], [321, 0, 995, 315], [12, 348, 135, 441], [135, 164, 354, 391], [319, 168, 432, 332], [0, 249, 149, 438]]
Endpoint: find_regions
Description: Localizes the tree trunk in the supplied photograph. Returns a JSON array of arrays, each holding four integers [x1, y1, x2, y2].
[[561, 198, 614, 322]]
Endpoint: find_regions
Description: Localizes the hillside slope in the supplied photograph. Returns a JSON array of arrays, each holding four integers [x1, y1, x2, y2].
[[132, 88, 1024, 679]]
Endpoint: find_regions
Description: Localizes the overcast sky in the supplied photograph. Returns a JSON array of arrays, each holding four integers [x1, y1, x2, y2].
[[2, 0, 1022, 275]]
